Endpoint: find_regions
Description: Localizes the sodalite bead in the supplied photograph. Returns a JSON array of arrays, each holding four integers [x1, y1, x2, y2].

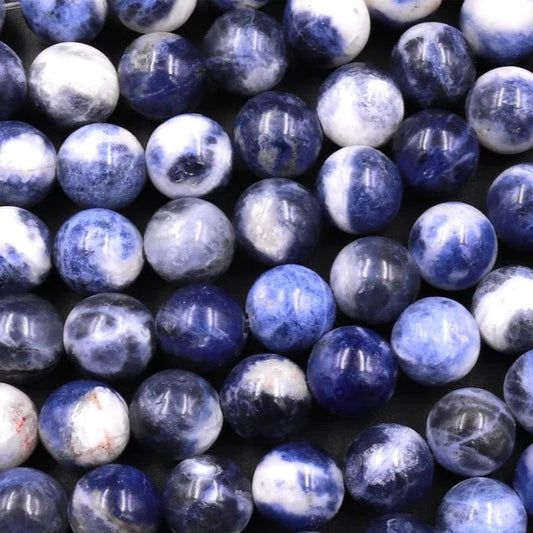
[[146, 114, 232, 199], [0, 3, 4, 32], [203, 9, 287, 96], [234, 178, 322, 265], [307, 326, 398, 417], [143, 198, 235, 283], [504, 350, 533, 432], [514, 444, 533, 516], [0, 42, 26, 120], [426, 388, 516, 477], [163, 455, 253, 533], [317, 147, 402, 235], [118, 33, 206, 121], [317, 63, 404, 147], [0, 207, 51, 294], [57, 123, 146, 209], [209, 0, 268, 11], [0, 468, 68, 533], [466, 67, 533, 154], [252, 443, 344, 530], [129, 369, 223, 461], [364, 0, 441, 27], [246, 264, 335, 355], [64, 293, 155, 381], [392, 297, 480, 386], [155, 284, 246, 372], [392, 111, 479, 196], [53, 209, 144, 294], [408, 202, 497, 291], [68, 464, 162, 533], [436, 477, 527, 533], [220, 353, 312, 440], [364, 514, 435, 533], [233, 92, 322, 179]]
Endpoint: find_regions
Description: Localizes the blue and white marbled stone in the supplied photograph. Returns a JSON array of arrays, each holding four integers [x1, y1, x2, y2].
[[203, 9, 287, 96], [391, 297, 480, 386], [163, 455, 253, 533], [118, 33, 206, 121], [155, 284, 246, 372], [317, 62, 404, 147], [233, 91, 322, 179], [364, 0, 441, 27], [0, 3, 4, 32], [57, 123, 146, 209], [64, 293, 155, 381], [234, 178, 322, 265], [0, 468, 68, 533], [364, 514, 435, 533], [330, 237, 419, 325], [29, 43, 119, 129], [209, 0, 269, 11], [408, 202, 497, 291], [317, 146, 403, 235], [436, 477, 527, 533], [54, 209, 144, 294], [246, 264, 336, 355], [0, 206, 51, 294], [392, 110, 479, 196], [466, 67, 533, 154], [146, 114, 232, 199], [0, 121, 56, 207], [514, 444, 533, 516], [344, 424, 433, 512], [472, 266, 533, 354], [504, 350, 533, 433], [460, 0, 533, 64], [143, 198, 235, 283], [426, 388, 516, 477], [220, 353, 312, 441], [307, 325, 398, 418], [0, 42, 26, 120], [68, 464, 162, 533], [38, 380, 130, 467], [253, 443, 344, 530], [129, 369, 223, 461]]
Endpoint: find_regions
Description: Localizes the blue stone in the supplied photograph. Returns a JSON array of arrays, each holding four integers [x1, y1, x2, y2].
[[0, 42, 26, 120], [54, 209, 144, 294], [163, 455, 253, 533], [344, 424, 434, 512], [57, 123, 146, 209], [209, 0, 269, 11], [426, 388, 516, 477], [64, 293, 155, 381], [129, 369, 223, 461], [364, 514, 435, 533], [220, 353, 312, 441], [330, 237, 419, 325], [0, 467, 68, 533], [392, 110, 479, 196], [514, 444, 533, 516], [307, 326, 398, 418], [68, 464, 162, 533], [504, 350, 533, 433], [203, 9, 287, 96], [317, 147, 403, 235], [364, 0, 441, 27], [0, 3, 4, 32], [233, 91, 322, 179], [118, 32, 206, 121], [246, 264, 336, 355], [408, 202, 497, 291], [155, 284, 246, 372], [234, 178, 322, 265]]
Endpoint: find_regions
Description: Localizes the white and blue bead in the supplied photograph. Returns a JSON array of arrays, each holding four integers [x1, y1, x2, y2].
[[364, 0, 441, 27], [0, 42, 26, 120]]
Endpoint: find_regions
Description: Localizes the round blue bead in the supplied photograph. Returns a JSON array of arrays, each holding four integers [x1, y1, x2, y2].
[[208, 0, 269, 11], [504, 350, 533, 433], [0, 3, 4, 32], [364, 0, 441, 27], [364, 513, 435, 533], [514, 444, 533, 516], [0, 42, 26, 120]]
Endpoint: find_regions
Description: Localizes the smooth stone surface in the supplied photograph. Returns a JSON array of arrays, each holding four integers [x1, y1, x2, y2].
[[317, 62, 404, 147], [233, 91, 322, 179], [364, 0, 441, 27], [144, 198, 235, 283], [220, 353, 312, 441], [426, 388, 516, 477], [203, 9, 287, 96], [246, 264, 336, 355], [364, 514, 435, 533], [252, 443, 344, 531], [234, 178, 322, 265], [38, 380, 130, 467], [504, 350, 533, 433], [164, 455, 253, 533], [28, 43, 119, 129], [0, 42, 26, 120], [408, 202, 497, 291], [330, 237, 419, 325], [57, 123, 146, 209], [129, 369, 223, 461], [514, 444, 533, 516], [54, 209, 144, 294], [0, 3, 4, 32], [209, 0, 269, 10], [118, 33, 206, 121]]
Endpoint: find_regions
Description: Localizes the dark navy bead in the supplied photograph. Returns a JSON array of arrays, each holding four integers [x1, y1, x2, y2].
[[364, 0, 441, 27], [504, 350, 533, 433], [0, 42, 26, 120], [364, 513, 435, 533], [514, 444, 533, 516]]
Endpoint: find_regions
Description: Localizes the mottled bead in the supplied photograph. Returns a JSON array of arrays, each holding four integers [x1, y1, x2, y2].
[[504, 350, 533, 433], [0, 42, 26, 120], [0, 3, 4, 31], [514, 444, 533, 516], [364, 514, 435, 533], [209, 0, 269, 11], [364, 0, 441, 27]]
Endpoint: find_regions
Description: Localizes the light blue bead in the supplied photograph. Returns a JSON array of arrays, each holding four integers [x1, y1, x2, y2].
[[364, 514, 435, 533], [504, 350, 533, 433], [0, 42, 26, 120], [514, 444, 533, 516], [364, 0, 441, 27], [208, 0, 269, 11]]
